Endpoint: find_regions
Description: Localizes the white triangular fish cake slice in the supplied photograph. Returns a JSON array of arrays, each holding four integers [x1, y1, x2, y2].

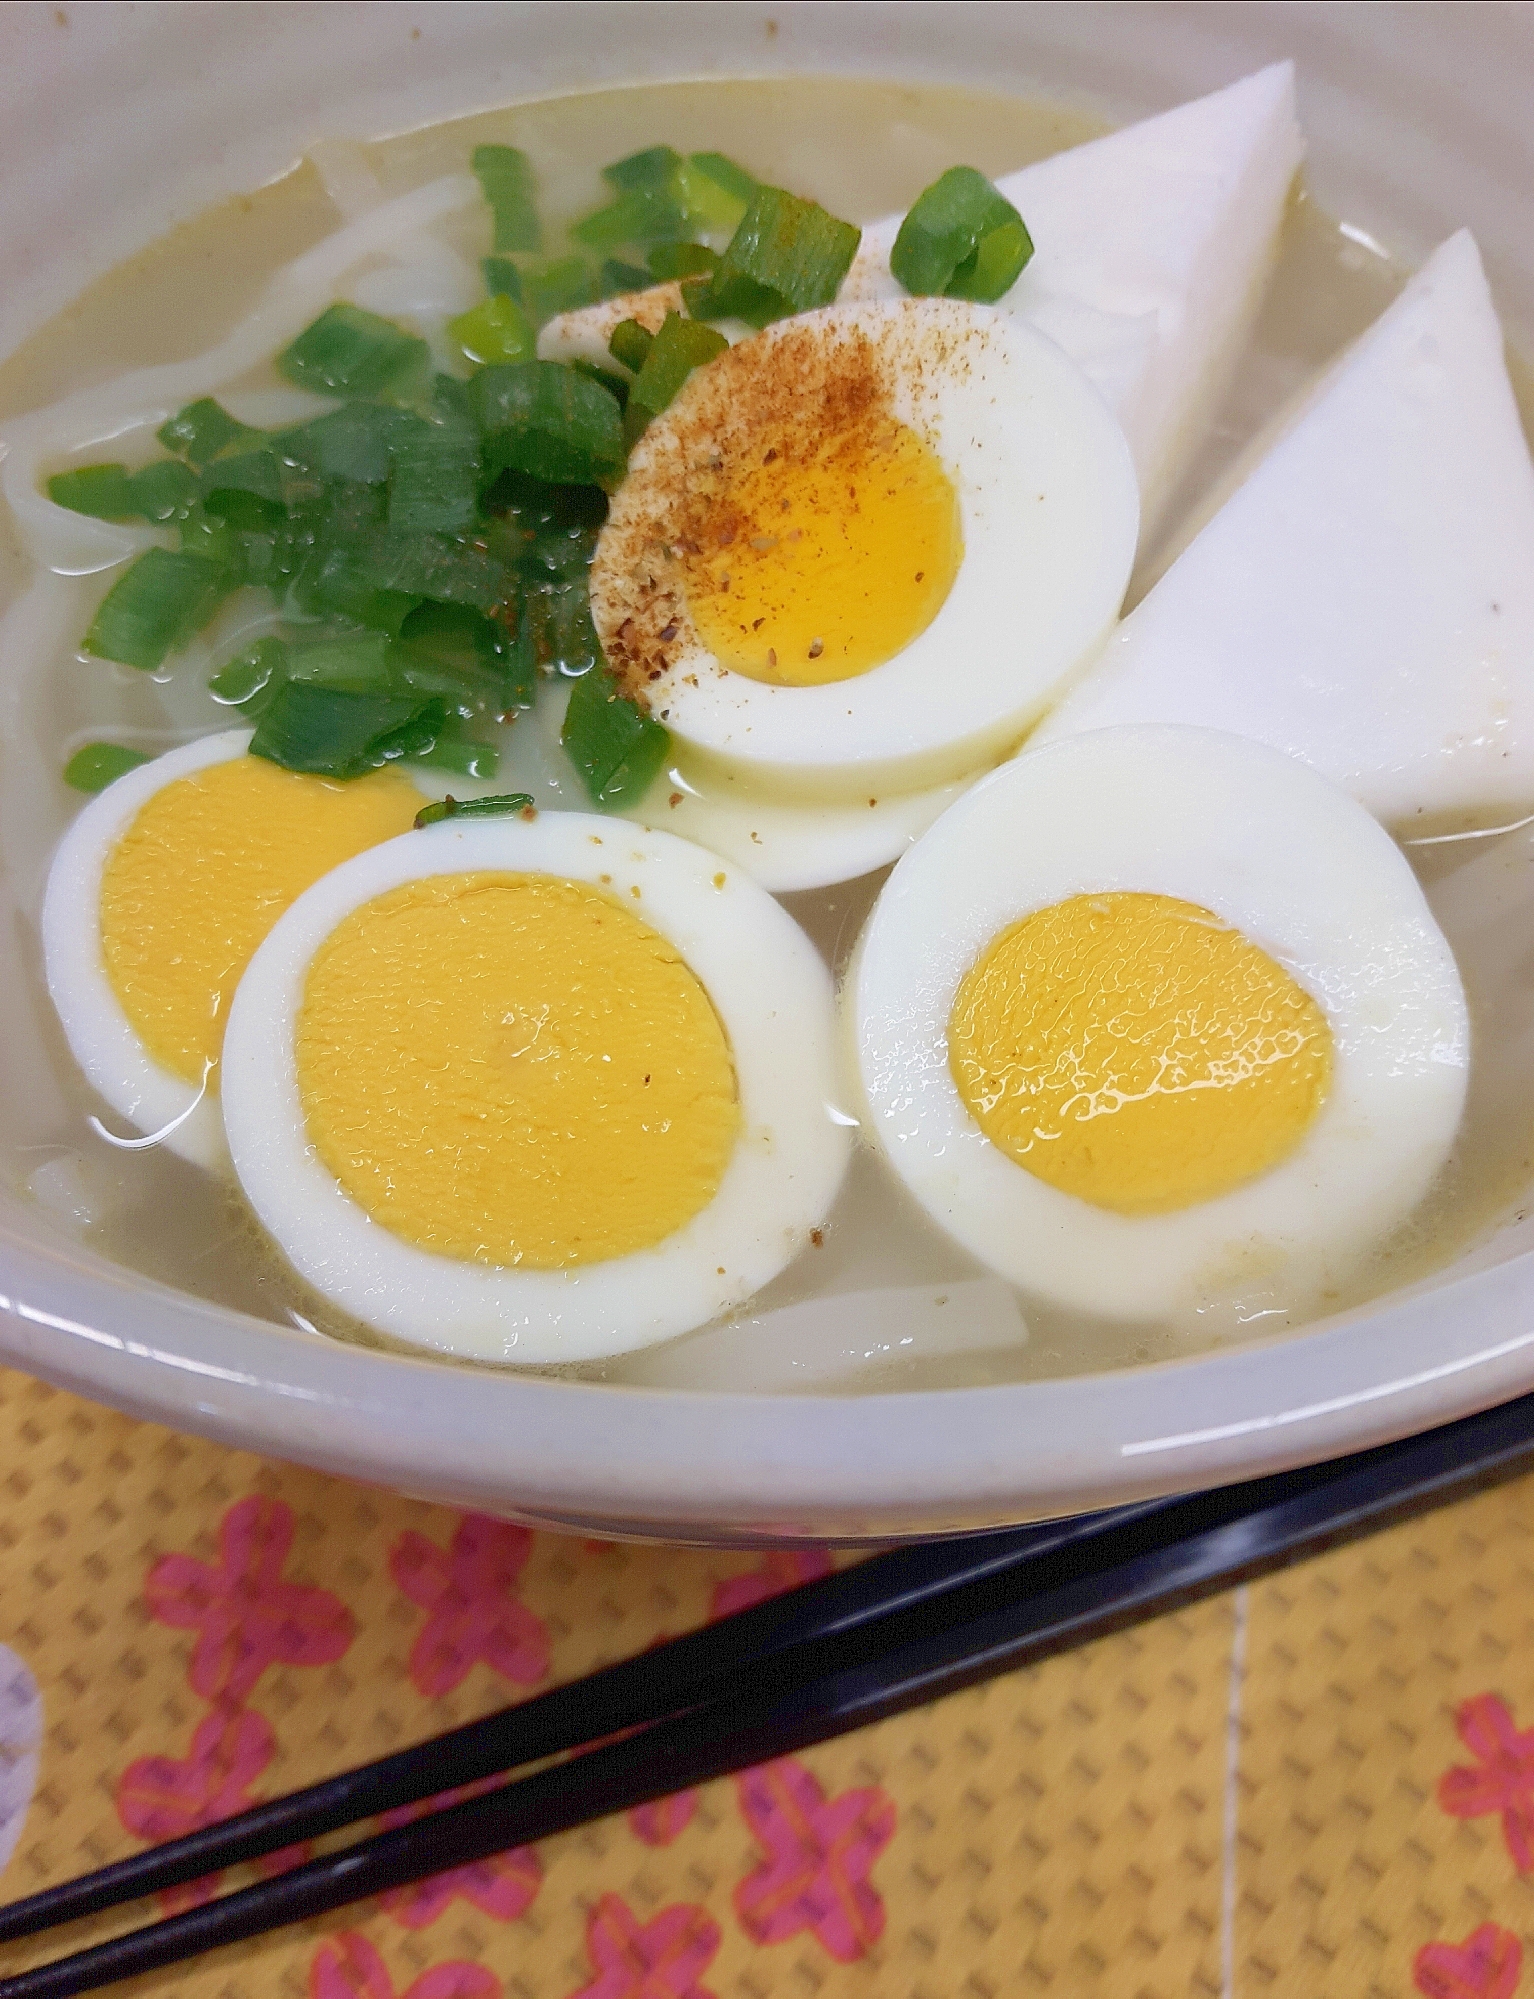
[[539, 64, 1303, 542], [1030, 230, 1534, 829]]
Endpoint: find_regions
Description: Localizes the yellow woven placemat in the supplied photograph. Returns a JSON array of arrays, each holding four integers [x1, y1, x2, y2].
[[1, 1364, 1532, 1999]]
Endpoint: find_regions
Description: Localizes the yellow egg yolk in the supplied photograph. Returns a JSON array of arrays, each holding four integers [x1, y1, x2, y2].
[[685, 417, 962, 686], [948, 892, 1333, 1214], [99, 757, 425, 1087], [295, 872, 741, 1269]]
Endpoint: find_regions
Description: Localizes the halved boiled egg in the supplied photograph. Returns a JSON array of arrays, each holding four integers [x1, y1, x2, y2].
[[40, 729, 426, 1168], [219, 813, 851, 1363], [592, 296, 1138, 890], [846, 728, 1469, 1331]]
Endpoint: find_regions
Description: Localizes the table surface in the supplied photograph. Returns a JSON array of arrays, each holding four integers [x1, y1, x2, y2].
[[0, 1364, 1530, 1999]]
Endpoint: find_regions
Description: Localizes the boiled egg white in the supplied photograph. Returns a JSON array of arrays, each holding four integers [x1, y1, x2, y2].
[[846, 727, 1469, 1331], [590, 295, 1138, 891], [40, 729, 426, 1169], [219, 812, 851, 1363]]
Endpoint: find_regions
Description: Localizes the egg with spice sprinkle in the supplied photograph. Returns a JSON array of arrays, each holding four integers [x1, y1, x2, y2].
[[591, 295, 1138, 892]]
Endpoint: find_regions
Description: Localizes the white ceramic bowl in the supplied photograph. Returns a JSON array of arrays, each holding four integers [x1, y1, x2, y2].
[[4, 0, 1534, 1543]]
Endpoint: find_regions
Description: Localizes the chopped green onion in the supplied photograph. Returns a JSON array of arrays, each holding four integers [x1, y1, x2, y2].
[[48, 464, 139, 518], [209, 637, 288, 712], [344, 529, 513, 612], [277, 403, 404, 485], [249, 683, 448, 779], [482, 255, 523, 302], [890, 165, 1033, 303], [131, 460, 200, 522], [607, 319, 655, 375], [286, 631, 394, 691], [387, 400, 480, 536], [625, 313, 729, 445], [409, 730, 503, 779], [290, 539, 420, 634], [472, 144, 541, 255], [201, 449, 287, 530], [689, 187, 860, 328], [687, 151, 757, 208], [471, 361, 626, 489], [570, 359, 630, 410], [519, 255, 599, 325], [83, 548, 225, 670], [560, 667, 671, 806], [449, 293, 536, 367], [62, 742, 151, 793], [572, 185, 688, 254], [396, 600, 527, 707], [277, 303, 428, 398], [599, 258, 653, 298], [673, 157, 751, 237], [648, 241, 719, 282], [413, 790, 532, 827], [176, 501, 248, 586], [48, 459, 199, 522], [603, 145, 682, 192], [157, 398, 260, 468]]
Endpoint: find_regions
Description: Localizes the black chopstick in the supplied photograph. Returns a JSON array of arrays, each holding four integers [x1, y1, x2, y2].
[[7, 1390, 1534, 1998], [0, 1497, 1166, 1947]]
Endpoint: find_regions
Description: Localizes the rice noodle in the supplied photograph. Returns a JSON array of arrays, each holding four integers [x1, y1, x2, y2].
[[0, 170, 482, 573]]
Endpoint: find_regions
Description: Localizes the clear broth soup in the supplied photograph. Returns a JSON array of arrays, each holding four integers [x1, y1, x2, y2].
[[4, 77, 1533, 1393]]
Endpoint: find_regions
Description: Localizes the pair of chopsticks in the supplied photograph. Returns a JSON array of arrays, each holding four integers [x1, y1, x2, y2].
[[6, 1390, 1534, 1998]]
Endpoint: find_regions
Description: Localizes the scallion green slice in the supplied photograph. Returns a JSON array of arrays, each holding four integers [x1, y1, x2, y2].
[[647, 241, 720, 282], [519, 256, 599, 326], [560, 667, 670, 806], [673, 155, 752, 237], [201, 449, 288, 530], [345, 529, 513, 612], [409, 731, 503, 780], [690, 187, 860, 328], [472, 144, 541, 255], [471, 361, 626, 489], [209, 637, 289, 713], [599, 258, 654, 298], [571, 185, 687, 254], [62, 742, 151, 793], [482, 256, 523, 303], [249, 683, 447, 779], [131, 459, 201, 522], [624, 313, 729, 445], [277, 303, 428, 399], [387, 398, 480, 537], [47, 464, 139, 519], [48, 459, 199, 522], [396, 600, 527, 707], [607, 319, 655, 375], [413, 789, 532, 827], [603, 145, 682, 193], [277, 403, 404, 486], [286, 631, 394, 691], [448, 293, 536, 367], [889, 165, 1033, 303], [157, 398, 260, 468], [83, 548, 225, 670]]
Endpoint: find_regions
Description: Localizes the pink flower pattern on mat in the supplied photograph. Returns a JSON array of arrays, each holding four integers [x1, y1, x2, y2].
[[145, 1495, 355, 1708], [567, 1894, 720, 1999], [733, 1756, 895, 1962], [629, 1790, 699, 1847], [1438, 1693, 1534, 1870], [378, 1781, 541, 1929], [1415, 1924, 1524, 1999], [709, 1550, 833, 1622], [116, 1706, 307, 1912], [390, 1515, 550, 1697], [310, 1931, 500, 1999]]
